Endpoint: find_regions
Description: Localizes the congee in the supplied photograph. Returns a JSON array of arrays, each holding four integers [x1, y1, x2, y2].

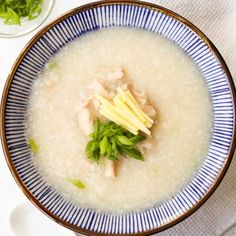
[[27, 28, 212, 212]]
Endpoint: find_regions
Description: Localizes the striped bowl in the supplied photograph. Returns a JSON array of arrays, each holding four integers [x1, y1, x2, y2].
[[1, 1, 235, 235]]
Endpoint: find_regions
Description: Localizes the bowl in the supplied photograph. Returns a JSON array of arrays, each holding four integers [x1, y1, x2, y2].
[[0, 0, 55, 38], [1, 1, 236, 235]]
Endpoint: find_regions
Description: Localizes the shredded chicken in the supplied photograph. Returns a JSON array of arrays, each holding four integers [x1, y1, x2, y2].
[[79, 80, 107, 105], [77, 66, 125, 136], [143, 104, 156, 118], [97, 65, 124, 82], [77, 65, 156, 178], [140, 136, 155, 148], [77, 102, 95, 135], [133, 90, 156, 119], [103, 159, 117, 178]]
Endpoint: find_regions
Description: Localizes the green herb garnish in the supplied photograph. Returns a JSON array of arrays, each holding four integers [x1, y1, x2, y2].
[[86, 119, 145, 163], [0, 0, 43, 25], [48, 61, 57, 70], [68, 178, 86, 189], [28, 138, 39, 154]]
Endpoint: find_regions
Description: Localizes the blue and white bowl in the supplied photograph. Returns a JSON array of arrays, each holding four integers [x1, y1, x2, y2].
[[1, 1, 235, 235]]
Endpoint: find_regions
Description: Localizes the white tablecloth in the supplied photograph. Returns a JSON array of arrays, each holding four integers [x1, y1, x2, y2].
[[0, 1, 235, 235]]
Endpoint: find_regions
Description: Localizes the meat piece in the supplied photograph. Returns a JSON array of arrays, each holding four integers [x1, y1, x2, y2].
[[87, 80, 107, 96], [143, 105, 156, 118], [77, 80, 108, 135], [120, 82, 129, 91], [103, 159, 117, 178], [133, 89, 156, 118], [79, 80, 107, 105], [98, 65, 124, 82], [106, 67, 123, 81], [45, 81, 57, 91], [133, 90, 146, 106], [138, 137, 154, 150], [77, 102, 95, 135], [97, 66, 125, 92], [41, 74, 59, 92]]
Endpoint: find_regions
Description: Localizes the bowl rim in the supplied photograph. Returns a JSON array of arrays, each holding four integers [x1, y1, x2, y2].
[[1, 1, 236, 235]]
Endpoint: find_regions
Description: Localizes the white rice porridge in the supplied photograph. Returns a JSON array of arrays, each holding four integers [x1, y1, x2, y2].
[[27, 28, 212, 212]]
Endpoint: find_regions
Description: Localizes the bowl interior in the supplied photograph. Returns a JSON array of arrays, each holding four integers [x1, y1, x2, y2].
[[1, 1, 235, 235]]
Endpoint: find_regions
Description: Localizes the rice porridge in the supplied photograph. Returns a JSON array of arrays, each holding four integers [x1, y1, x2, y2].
[[27, 28, 212, 212]]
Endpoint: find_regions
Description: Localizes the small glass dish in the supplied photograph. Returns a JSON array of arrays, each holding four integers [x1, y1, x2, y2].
[[0, 0, 55, 38]]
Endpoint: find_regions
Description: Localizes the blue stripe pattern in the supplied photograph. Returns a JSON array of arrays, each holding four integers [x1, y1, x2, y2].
[[3, 2, 235, 234]]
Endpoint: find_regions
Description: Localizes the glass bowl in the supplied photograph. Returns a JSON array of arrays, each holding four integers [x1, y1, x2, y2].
[[0, 0, 55, 38]]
